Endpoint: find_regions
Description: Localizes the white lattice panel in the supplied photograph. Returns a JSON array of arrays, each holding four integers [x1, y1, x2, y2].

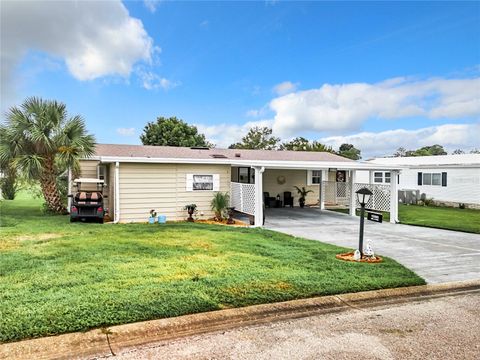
[[323, 181, 350, 205], [230, 182, 256, 216], [354, 183, 391, 212]]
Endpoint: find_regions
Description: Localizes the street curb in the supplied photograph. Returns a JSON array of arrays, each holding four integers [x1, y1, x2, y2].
[[1, 279, 479, 360]]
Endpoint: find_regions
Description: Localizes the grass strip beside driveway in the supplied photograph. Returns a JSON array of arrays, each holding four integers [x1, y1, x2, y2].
[[0, 194, 425, 342]]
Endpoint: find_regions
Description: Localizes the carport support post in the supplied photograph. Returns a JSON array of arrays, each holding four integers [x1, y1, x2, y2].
[[67, 167, 72, 213], [389, 170, 399, 224], [349, 170, 356, 216], [253, 166, 265, 227]]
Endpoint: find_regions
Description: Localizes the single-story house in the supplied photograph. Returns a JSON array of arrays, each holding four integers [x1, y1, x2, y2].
[[71, 144, 404, 225], [356, 154, 480, 209]]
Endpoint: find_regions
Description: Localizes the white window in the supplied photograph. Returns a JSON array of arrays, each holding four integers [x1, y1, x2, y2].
[[373, 171, 391, 184], [312, 170, 322, 184], [186, 174, 220, 191], [384, 172, 391, 183], [423, 173, 441, 186], [97, 165, 106, 180]]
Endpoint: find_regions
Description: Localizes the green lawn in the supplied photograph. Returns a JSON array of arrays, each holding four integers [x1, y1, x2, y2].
[[0, 193, 424, 342], [398, 204, 480, 233], [328, 204, 480, 234]]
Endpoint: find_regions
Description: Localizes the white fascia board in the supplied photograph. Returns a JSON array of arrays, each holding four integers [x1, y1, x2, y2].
[[85, 156, 404, 171]]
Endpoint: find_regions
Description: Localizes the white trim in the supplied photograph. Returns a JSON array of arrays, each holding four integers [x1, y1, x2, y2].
[[114, 162, 120, 223], [349, 170, 356, 216], [186, 174, 193, 191], [306, 170, 313, 186], [253, 166, 265, 227], [390, 170, 399, 224], [89, 156, 403, 171]]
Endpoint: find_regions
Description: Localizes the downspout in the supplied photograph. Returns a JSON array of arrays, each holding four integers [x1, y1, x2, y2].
[[114, 161, 120, 223]]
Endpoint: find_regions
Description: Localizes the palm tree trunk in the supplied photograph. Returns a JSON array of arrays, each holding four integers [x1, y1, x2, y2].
[[40, 156, 66, 214]]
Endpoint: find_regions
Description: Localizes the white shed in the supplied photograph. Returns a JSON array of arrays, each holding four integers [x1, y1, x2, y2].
[[356, 154, 480, 209]]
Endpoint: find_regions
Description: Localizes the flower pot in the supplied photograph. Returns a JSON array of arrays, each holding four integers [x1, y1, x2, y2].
[[157, 215, 166, 224], [187, 208, 195, 222], [148, 217, 155, 224], [299, 198, 305, 208]]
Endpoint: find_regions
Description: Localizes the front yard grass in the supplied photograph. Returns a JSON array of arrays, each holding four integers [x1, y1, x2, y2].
[[398, 204, 480, 234], [328, 204, 480, 234], [0, 193, 424, 342]]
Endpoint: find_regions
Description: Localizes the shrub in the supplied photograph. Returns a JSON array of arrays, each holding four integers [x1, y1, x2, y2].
[[0, 169, 17, 200], [210, 192, 230, 221]]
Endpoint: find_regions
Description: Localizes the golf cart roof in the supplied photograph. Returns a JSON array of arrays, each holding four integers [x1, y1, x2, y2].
[[73, 178, 105, 184]]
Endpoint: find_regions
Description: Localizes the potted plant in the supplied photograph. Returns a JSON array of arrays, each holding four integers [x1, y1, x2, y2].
[[210, 192, 230, 221], [293, 186, 313, 208], [184, 204, 197, 222], [149, 209, 157, 224]]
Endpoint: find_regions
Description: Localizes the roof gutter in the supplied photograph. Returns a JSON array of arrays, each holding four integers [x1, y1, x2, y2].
[[90, 156, 404, 171]]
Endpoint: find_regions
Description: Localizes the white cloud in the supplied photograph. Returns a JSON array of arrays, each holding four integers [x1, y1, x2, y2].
[[116, 128, 136, 137], [137, 68, 179, 90], [200, 20, 209, 27], [269, 76, 480, 136], [273, 81, 299, 95], [144, 0, 161, 13], [196, 120, 274, 148], [319, 123, 480, 158], [1, 0, 156, 107]]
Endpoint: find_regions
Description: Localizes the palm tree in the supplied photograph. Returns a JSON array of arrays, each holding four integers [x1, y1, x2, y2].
[[0, 97, 95, 213]]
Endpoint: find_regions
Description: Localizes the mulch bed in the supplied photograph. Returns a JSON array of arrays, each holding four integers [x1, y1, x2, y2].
[[336, 251, 383, 263]]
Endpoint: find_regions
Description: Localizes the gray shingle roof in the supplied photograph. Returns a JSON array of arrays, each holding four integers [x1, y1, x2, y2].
[[94, 144, 353, 162]]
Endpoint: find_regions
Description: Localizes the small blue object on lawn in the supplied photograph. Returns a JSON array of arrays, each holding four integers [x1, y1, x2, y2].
[[148, 217, 155, 224], [158, 215, 166, 224]]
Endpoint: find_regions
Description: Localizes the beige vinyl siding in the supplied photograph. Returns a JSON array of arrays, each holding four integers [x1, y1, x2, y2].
[[118, 163, 230, 222], [263, 169, 319, 206]]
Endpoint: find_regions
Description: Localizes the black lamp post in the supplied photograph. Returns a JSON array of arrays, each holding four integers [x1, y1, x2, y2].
[[355, 187, 373, 257]]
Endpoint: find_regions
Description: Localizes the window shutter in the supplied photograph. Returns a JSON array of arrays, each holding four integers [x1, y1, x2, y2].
[[213, 174, 220, 191], [306, 170, 313, 186], [441, 172, 447, 187], [417, 172, 423, 186], [186, 174, 193, 191]]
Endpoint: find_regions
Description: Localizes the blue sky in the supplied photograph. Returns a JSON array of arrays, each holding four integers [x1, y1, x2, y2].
[[2, 1, 479, 157]]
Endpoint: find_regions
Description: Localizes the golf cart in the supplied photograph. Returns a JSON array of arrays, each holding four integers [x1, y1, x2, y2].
[[69, 178, 107, 223]]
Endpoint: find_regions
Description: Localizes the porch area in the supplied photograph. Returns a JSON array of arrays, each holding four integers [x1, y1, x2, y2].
[[230, 166, 399, 227]]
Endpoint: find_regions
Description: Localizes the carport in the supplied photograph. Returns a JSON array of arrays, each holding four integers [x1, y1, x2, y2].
[[229, 160, 403, 227]]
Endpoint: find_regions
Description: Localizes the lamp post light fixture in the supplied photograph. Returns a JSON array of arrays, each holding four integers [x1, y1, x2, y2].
[[355, 187, 373, 257]]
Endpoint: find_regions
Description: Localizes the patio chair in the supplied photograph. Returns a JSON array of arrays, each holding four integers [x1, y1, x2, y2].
[[263, 192, 276, 208], [284, 191, 294, 208]]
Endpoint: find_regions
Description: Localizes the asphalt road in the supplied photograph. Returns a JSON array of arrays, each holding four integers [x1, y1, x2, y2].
[[100, 291, 480, 360]]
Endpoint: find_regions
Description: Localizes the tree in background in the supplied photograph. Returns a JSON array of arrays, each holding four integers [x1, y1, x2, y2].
[[337, 143, 362, 160], [405, 144, 447, 156], [0, 97, 95, 213], [280, 137, 335, 153], [393, 147, 407, 157], [470, 148, 480, 154], [451, 149, 465, 155], [141, 116, 212, 147], [229, 127, 280, 150]]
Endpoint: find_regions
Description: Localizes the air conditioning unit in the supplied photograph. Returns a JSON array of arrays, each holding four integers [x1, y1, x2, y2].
[[398, 189, 420, 205]]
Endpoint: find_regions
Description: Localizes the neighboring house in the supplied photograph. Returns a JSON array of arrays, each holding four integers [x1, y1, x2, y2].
[[73, 144, 403, 225], [356, 154, 480, 209]]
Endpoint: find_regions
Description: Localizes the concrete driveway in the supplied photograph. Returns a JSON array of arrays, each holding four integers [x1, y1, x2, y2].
[[264, 208, 480, 284]]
